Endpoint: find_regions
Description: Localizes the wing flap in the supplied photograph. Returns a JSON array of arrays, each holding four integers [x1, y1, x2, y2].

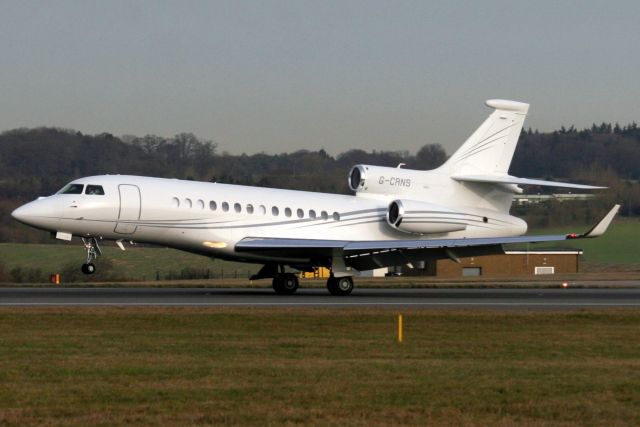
[[343, 234, 569, 251]]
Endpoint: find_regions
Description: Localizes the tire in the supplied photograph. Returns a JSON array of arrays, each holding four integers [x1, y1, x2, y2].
[[272, 273, 299, 295], [81, 263, 96, 275], [327, 276, 353, 296]]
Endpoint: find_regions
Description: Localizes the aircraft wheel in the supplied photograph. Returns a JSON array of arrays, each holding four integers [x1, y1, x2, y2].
[[272, 273, 299, 295], [81, 263, 96, 275], [327, 276, 353, 296]]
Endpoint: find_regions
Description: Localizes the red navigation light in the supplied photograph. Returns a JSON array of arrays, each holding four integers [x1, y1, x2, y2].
[[566, 233, 578, 239]]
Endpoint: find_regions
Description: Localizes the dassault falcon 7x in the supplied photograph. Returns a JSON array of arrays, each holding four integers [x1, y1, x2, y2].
[[12, 99, 619, 295]]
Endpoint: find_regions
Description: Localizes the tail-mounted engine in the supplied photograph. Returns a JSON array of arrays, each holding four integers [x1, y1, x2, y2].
[[349, 164, 419, 196], [386, 199, 468, 234]]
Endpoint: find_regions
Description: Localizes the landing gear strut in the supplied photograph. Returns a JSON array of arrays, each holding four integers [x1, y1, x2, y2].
[[81, 237, 101, 275], [327, 275, 354, 296]]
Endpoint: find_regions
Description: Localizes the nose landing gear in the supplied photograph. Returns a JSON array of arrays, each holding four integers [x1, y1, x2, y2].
[[81, 262, 96, 275], [81, 237, 102, 275]]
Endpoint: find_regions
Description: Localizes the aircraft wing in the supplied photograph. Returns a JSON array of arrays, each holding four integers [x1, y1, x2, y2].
[[238, 233, 571, 252], [235, 205, 620, 270]]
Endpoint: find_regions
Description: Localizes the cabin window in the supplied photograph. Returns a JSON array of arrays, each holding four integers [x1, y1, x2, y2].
[[297, 208, 304, 218], [196, 199, 205, 209], [272, 206, 279, 216], [246, 204, 254, 214], [171, 197, 180, 208], [185, 198, 193, 208], [309, 209, 317, 219], [284, 207, 292, 217], [85, 185, 105, 195], [234, 203, 242, 213], [60, 184, 84, 194], [209, 201, 217, 211], [222, 202, 229, 212], [258, 205, 266, 215], [333, 212, 340, 221], [321, 211, 329, 220]]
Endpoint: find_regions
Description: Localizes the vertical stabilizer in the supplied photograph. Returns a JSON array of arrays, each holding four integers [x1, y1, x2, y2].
[[441, 99, 529, 175]]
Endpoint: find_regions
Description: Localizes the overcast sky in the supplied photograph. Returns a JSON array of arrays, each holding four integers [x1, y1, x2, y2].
[[1, 1, 638, 155]]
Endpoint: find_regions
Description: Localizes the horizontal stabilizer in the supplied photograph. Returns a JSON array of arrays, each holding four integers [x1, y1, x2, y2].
[[452, 174, 606, 190]]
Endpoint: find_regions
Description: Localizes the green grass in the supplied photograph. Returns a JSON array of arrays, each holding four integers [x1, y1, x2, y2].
[[1, 308, 639, 426]]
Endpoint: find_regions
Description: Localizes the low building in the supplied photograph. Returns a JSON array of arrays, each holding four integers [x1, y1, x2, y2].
[[397, 250, 583, 278]]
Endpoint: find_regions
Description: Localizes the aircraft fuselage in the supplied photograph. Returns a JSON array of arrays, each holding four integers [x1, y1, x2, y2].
[[12, 174, 527, 264]]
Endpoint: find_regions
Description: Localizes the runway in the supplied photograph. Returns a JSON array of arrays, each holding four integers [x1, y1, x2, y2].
[[2, 286, 640, 308]]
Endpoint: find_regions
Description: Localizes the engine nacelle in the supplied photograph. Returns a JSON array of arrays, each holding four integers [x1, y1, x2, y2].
[[348, 164, 419, 196], [386, 199, 468, 235]]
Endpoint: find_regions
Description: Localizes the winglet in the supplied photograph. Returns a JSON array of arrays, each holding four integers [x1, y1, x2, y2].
[[578, 204, 620, 238]]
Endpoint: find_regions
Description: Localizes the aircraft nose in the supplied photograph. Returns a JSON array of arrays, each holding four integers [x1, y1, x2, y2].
[[12, 198, 58, 224], [11, 203, 37, 223], [11, 205, 29, 222]]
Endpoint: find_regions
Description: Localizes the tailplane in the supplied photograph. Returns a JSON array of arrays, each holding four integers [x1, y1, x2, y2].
[[435, 99, 604, 213]]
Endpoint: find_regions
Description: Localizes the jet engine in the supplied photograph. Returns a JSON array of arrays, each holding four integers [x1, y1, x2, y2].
[[348, 164, 419, 196], [386, 199, 468, 234]]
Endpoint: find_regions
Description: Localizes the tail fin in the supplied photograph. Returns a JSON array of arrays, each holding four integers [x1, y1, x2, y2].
[[441, 99, 529, 175]]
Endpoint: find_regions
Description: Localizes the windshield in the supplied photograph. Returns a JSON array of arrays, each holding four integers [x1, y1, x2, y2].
[[57, 183, 84, 194], [85, 185, 105, 195]]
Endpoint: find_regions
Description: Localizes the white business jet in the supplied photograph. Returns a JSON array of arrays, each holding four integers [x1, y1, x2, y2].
[[12, 100, 619, 295]]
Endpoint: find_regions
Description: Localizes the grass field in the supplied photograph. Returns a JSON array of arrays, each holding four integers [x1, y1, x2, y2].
[[1, 308, 639, 426]]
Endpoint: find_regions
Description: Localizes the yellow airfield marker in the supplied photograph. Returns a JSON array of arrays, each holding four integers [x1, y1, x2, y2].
[[398, 314, 403, 343]]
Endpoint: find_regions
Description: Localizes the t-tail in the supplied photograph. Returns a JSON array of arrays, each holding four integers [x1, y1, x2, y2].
[[347, 99, 606, 221], [442, 99, 605, 196]]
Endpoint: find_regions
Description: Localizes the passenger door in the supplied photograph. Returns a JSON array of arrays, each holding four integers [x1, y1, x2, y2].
[[114, 184, 141, 234]]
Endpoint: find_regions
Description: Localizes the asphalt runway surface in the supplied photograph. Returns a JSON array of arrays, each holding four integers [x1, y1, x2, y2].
[[2, 284, 640, 308]]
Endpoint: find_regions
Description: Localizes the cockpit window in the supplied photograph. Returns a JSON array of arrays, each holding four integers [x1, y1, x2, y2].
[[59, 184, 84, 194], [85, 185, 105, 195]]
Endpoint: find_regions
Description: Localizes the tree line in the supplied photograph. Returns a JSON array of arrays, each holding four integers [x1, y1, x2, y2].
[[0, 124, 638, 242]]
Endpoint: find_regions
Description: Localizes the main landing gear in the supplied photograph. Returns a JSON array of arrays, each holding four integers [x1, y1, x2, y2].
[[326, 276, 354, 296], [81, 237, 101, 275], [272, 273, 299, 295], [257, 265, 300, 295], [271, 273, 353, 296], [254, 263, 355, 296]]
